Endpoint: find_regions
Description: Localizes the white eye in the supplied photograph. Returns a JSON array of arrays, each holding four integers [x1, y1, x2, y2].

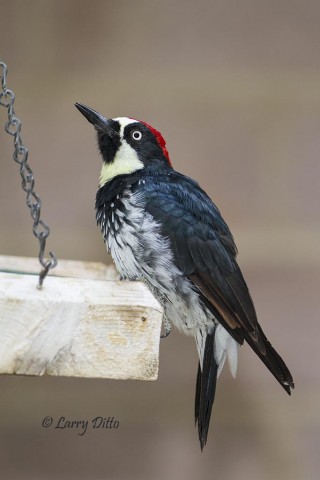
[[132, 130, 142, 141]]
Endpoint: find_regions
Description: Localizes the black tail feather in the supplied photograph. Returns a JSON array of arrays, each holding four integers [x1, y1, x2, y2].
[[195, 331, 218, 450], [194, 362, 202, 425], [197, 287, 294, 395], [242, 325, 294, 395]]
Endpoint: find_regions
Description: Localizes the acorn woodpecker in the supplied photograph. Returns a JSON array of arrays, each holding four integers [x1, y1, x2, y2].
[[75, 103, 294, 449]]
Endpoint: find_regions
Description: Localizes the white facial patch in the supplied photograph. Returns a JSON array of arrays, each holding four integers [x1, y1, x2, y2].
[[99, 117, 143, 187], [113, 117, 138, 138]]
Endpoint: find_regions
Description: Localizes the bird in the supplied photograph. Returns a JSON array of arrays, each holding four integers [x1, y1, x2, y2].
[[75, 102, 294, 449]]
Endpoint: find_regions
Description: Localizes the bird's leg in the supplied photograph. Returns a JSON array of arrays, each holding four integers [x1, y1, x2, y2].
[[160, 315, 171, 338]]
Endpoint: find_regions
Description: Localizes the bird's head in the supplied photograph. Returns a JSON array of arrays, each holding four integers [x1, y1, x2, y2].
[[75, 103, 172, 187]]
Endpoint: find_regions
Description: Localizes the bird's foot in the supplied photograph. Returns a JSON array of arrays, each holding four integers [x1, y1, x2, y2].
[[119, 275, 138, 281], [160, 316, 171, 338]]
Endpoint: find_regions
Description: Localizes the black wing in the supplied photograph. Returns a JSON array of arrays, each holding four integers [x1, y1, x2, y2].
[[142, 171, 294, 391]]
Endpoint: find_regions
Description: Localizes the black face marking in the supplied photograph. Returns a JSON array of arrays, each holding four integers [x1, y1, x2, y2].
[[123, 123, 168, 166], [97, 120, 121, 164]]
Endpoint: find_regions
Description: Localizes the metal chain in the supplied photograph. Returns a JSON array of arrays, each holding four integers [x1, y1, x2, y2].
[[0, 61, 57, 288]]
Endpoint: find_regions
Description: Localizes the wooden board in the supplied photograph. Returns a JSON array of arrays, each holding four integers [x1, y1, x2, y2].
[[0, 256, 163, 381]]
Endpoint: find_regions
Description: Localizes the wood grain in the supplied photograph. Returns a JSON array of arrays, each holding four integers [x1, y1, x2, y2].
[[0, 257, 163, 381]]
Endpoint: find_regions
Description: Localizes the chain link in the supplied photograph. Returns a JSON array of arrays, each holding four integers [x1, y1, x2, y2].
[[0, 61, 57, 288]]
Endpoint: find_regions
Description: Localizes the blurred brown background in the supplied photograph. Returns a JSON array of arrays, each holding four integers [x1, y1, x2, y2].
[[0, 1, 319, 479]]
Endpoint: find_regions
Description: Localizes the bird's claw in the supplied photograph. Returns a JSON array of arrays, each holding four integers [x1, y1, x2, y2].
[[160, 317, 171, 338]]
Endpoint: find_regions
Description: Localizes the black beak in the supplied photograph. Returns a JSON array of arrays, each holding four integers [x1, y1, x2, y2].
[[75, 103, 119, 140]]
